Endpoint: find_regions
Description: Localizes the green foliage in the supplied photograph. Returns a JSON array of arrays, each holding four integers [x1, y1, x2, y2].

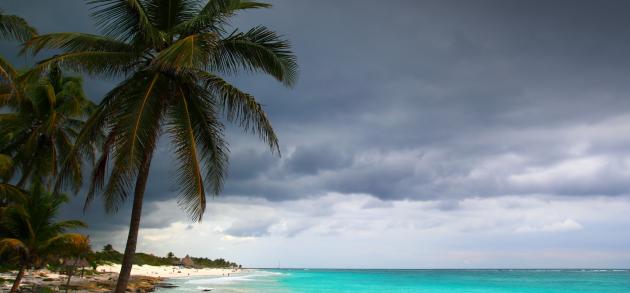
[[25, 0, 297, 221], [0, 182, 87, 269], [90, 245, 239, 268], [192, 257, 238, 268], [103, 244, 114, 252], [133, 253, 174, 266], [90, 247, 123, 264], [0, 10, 37, 42], [0, 64, 99, 188]]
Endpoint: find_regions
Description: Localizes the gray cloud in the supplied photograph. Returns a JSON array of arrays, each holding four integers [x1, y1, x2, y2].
[[3, 0, 630, 234]]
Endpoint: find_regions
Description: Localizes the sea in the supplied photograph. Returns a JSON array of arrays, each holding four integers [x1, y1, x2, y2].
[[154, 269, 630, 292]]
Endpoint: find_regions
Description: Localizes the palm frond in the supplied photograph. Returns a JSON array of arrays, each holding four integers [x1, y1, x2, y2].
[[212, 26, 297, 86], [23, 32, 133, 55], [184, 85, 228, 197], [88, 0, 163, 46], [199, 72, 279, 153], [53, 220, 88, 230], [84, 132, 113, 211], [172, 0, 271, 36], [0, 55, 19, 83], [144, 0, 198, 31], [28, 51, 139, 79], [0, 183, 25, 203], [95, 72, 165, 212], [151, 32, 218, 73], [0, 11, 37, 42], [54, 101, 108, 194], [0, 238, 28, 255], [167, 85, 207, 221]]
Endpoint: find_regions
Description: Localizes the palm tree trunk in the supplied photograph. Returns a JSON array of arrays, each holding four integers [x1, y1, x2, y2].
[[113, 154, 153, 293], [10, 265, 26, 293]]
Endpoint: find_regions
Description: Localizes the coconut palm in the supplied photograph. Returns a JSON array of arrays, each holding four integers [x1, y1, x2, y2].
[[24, 0, 297, 291], [0, 64, 98, 188], [0, 182, 87, 293]]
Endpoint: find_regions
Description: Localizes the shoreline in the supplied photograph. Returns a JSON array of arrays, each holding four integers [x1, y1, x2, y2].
[[96, 264, 242, 279], [0, 265, 243, 292]]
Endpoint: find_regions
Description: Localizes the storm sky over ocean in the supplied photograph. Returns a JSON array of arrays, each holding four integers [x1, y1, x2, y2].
[[2, 0, 630, 268]]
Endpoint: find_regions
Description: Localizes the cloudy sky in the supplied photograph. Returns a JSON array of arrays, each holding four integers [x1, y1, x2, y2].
[[2, 0, 630, 268]]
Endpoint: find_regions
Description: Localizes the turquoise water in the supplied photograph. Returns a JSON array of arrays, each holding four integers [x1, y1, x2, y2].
[[155, 269, 630, 292]]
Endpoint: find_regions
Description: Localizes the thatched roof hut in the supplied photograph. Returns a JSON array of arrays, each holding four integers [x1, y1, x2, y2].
[[180, 255, 195, 268]]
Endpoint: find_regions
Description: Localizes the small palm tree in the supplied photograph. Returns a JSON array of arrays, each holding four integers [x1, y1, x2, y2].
[[24, 0, 297, 291], [0, 182, 87, 293], [0, 64, 98, 187]]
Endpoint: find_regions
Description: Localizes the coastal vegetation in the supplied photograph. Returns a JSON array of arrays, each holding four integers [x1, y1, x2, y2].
[[0, 0, 294, 291], [91, 244, 239, 268]]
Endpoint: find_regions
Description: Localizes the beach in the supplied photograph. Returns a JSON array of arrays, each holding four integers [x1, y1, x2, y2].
[[0, 265, 242, 292], [95, 264, 240, 278]]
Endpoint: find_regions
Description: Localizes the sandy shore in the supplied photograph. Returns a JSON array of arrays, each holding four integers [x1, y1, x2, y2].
[[96, 264, 240, 278], [0, 265, 242, 291]]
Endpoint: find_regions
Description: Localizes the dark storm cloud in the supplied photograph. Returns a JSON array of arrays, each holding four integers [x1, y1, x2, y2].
[[285, 145, 351, 175], [4, 0, 630, 232]]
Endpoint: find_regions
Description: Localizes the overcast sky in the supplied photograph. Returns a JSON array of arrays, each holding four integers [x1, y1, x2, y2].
[[2, 0, 630, 268]]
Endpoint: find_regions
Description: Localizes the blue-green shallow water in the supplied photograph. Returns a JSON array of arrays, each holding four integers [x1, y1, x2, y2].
[[155, 269, 630, 292]]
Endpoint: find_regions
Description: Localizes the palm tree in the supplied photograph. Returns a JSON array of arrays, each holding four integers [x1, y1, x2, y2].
[[0, 182, 87, 293], [24, 0, 297, 291], [0, 64, 98, 188]]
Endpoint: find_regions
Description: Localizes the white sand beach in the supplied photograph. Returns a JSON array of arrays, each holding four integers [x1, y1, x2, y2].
[[0, 265, 243, 292], [96, 264, 241, 278]]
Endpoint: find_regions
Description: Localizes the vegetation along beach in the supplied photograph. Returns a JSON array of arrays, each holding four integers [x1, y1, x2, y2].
[[2, 0, 630, 292]]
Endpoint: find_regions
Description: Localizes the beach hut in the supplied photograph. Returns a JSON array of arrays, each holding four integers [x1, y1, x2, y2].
[[180, 255, 195, 268]]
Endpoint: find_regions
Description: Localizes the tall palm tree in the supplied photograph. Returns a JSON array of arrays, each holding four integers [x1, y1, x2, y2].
[[24, 0, 297, 291], [0, 182, 87, 293], [0, 64, 98, 187]]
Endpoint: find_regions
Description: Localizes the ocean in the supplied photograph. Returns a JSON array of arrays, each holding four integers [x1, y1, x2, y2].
[[154, 269, 630, 292]]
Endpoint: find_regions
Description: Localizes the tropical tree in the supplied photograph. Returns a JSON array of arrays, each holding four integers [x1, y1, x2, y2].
[[103, 243, 114, 252], [0, 64, 98, 187], [0, 182, 87, 293], [24, 0, 297, 291]]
